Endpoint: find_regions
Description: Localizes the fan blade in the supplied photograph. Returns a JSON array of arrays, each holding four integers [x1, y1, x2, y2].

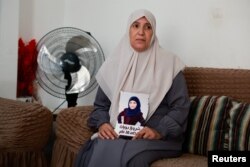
[[75, 47, 97, 55], [66, 65, 91, 94], [38, 45, 62, 74]]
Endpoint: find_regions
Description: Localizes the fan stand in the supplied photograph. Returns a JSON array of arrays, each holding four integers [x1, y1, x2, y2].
[[64, 71, 78, 107], [61, 52, 81, 108], [65, 92, 78, 107]]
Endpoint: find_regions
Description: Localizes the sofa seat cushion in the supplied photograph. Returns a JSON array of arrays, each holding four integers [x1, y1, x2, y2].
[[151, 153, 207, 167], [183, 96, 231, 155]]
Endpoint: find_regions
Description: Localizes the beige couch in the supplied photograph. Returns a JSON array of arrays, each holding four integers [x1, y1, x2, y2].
[[0, 98, 53, 167], [51, 67, 250, 167]]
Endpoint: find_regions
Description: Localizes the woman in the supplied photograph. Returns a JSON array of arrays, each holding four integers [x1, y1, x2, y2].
[[75, 9, 190, 167], [118, 96, 145, 126]]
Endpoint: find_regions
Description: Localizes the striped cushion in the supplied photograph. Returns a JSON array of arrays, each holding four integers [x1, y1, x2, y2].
[[183, 96, 231, 156], [228, 101, 250, 150]]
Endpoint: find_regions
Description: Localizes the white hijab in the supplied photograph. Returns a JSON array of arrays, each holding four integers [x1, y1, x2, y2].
[[96, 9, 185, 127]]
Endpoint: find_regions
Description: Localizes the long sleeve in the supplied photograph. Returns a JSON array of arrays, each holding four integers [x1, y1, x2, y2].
[[146, 72, 190, 140], [87, 87, 111, 130], [117, 111, 125, 123]]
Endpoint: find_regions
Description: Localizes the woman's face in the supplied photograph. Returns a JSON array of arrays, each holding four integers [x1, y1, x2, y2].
[[129, 16, 153, 52], [129, 100, 137, 109]]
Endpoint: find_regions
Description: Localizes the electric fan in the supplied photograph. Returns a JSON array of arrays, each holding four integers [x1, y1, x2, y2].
[[36, 27, 105, 108]]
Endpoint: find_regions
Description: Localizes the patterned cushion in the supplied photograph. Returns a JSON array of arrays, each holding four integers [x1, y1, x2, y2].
[[228, 101, 250, 150], [183, 96, 231, 156]]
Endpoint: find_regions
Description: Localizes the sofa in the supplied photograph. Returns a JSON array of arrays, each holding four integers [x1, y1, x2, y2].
[[0, 97, 53, 167], [51, 67, 249, 167]]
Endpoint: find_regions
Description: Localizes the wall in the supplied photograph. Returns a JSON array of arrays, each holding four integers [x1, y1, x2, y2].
[[64, 0, 250, 69], [19, 0, 66, 41], [1, 0, 250, 110], [0, 0, 19, 99]]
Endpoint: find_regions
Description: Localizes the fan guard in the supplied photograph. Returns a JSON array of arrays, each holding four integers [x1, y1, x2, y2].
[[36, 27, 105, 99]]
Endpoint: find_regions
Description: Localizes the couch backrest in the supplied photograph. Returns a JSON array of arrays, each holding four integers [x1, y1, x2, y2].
[[183, 67, 250, 103]]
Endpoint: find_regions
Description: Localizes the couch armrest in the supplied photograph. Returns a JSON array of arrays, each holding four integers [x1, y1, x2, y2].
[[51, 106, 94, 167], [55, 106, 94, 150], [0, 97, 53, 167]]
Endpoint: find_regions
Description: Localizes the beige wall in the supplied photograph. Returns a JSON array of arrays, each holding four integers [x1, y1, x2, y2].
[[0, 0, 19, 99]]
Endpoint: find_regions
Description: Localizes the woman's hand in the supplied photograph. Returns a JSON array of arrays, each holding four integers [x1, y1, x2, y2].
[[98, 123, 118, 140], [132, 126, 162, 140]]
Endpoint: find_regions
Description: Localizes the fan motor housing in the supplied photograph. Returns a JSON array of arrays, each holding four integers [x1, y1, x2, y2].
[[60, 52, 81, 73]]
